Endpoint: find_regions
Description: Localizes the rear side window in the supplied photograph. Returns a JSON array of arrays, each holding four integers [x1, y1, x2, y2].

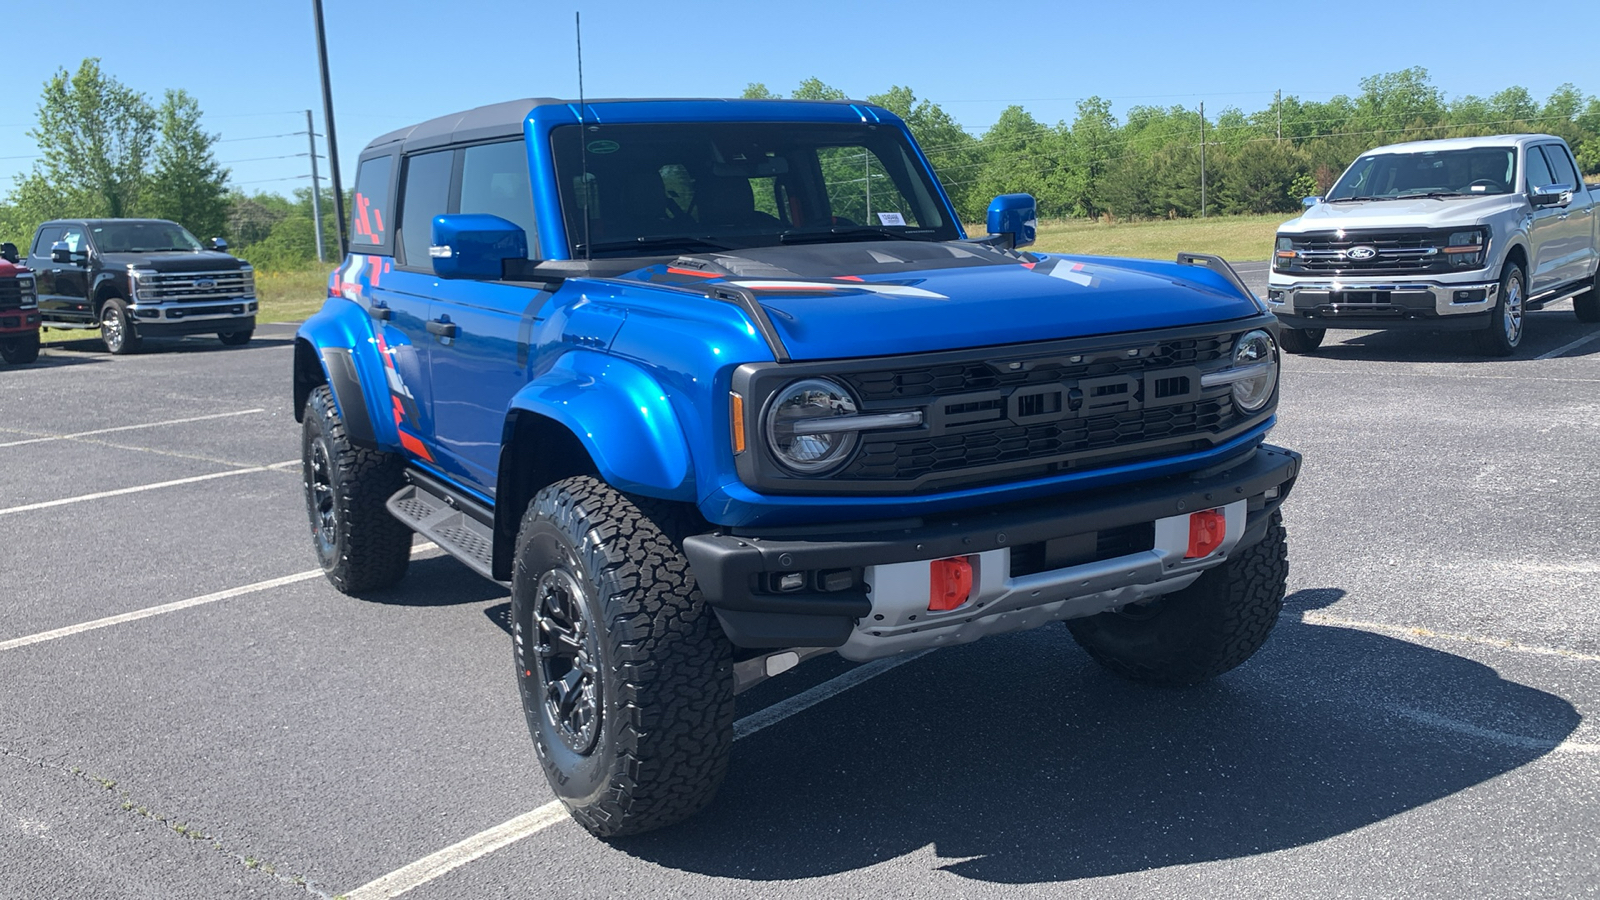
[[351, 155, 394, 249], [1524, 147, 1554, 191], [1544, 144, 1580, 189], [460, 140, 537, 255], [398, 150, 455, 268], [31, 225, 62, 257]]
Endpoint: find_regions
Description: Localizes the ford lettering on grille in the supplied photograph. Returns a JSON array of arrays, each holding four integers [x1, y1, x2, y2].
[[925, 367, 1204, 434]]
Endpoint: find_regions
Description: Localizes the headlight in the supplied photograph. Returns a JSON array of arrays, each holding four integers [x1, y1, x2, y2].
[[1229, 329, 1278, 412], [764, 378, 861, 474], [240, 266, 256, 297], [15, 275, 34, 300], [1273, 235, 1295, 270], [1441, 228, 1487, 268]]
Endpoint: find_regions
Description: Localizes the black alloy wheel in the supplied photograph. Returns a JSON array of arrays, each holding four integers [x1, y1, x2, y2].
[[532, 567, 602, 755]]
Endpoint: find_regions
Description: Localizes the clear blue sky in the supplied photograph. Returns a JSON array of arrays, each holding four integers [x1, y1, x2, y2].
[[2, 0, 1593, 199]]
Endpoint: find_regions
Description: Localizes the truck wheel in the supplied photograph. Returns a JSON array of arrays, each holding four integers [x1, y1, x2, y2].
[[1574, 269, 1599, 323], [99, 297, 142, 355], [511, 476, 734, 838], [1066, 512, 1288, 685], [217, 329, 254, 346], [1277, 327, 1325, 354], [301, 384, 412, 593], [1476, 263, 1524, 356], [0, 333, 40, 365]]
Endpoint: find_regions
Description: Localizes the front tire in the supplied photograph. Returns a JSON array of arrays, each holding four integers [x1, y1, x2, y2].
[[1277, 327, 1325, 355], [512, 476, 734, 838], [218, 328, 254, 346], [1066, 513, 1288, 685], [0, 333, 40, 365], [1476, 263, 1525, 356], [100, 297, 142, 355], [301, 384, 412, 593]]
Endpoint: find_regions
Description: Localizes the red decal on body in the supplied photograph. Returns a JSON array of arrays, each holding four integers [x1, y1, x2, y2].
[[837, 275, 864, 281], [666, 267, 715, 278]]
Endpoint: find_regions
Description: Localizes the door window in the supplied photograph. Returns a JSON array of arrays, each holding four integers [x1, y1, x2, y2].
[[351, 155, 395, 249], [398, 150, 454, 268], [58, 227, 88, 254], [1524, 146, 1555, 191], [1544, 144, 1580, 189], [460, 140, 537, 254], [31, 226, 62, 257]]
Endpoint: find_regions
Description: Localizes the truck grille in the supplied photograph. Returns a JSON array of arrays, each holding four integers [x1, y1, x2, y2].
[[137, 269, 254, 302], [1278, 231, 1450, 275], [0, 278, 21, 311]]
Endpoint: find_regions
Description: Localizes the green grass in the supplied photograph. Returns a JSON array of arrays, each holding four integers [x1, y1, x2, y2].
[[983, 213, 1285, 263], [41, 264, 336, 345]]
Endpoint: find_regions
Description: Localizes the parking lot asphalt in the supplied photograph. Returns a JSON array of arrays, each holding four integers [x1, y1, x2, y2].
[[2, 285, 1598, 899]]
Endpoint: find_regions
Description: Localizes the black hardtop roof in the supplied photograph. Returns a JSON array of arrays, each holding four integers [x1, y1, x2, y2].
[[43, 218, 185, 227], [361, 97, 867, 158]]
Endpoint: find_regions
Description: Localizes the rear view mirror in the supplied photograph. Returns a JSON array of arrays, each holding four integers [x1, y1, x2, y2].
[[0, 242, 17, 264], [430, 213, 528, 280], [985, 194, 1037, 250], [1301, 196, 1323, 209], [209, 237, 229, 251], [50, 241, 86, 265], [1530, 183, 1572, 208]]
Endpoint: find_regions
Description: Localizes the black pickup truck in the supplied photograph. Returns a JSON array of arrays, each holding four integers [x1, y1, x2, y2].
[[29, 218, 257, 354]]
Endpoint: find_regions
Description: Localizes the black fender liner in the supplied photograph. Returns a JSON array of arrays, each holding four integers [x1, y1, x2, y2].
[[319, 346, 377, 447]]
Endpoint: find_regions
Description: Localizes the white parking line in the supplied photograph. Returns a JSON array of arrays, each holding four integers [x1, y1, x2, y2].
[[1303, 612, 1600, 663], [0, 409, 266, 448], [343, 650, 933, 900], [1387, 705, 1600, 755], [0, 459, 299, 517], [0, 541, 437, 653], [1535, 330, 1600, 360]]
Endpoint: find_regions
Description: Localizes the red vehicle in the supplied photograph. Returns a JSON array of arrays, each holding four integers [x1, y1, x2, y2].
[[0, 243, 41, 365]]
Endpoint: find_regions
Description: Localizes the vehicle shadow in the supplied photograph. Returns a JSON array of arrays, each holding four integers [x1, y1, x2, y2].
[[352, 553, 508, 608], [41, 333, 292, 356], [613, 587, 1579, 884], [1309, 310, 1598, 362], [5, 351, 106, 369]]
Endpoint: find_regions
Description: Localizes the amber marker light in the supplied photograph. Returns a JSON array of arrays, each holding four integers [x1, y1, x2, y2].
[[730, 392, 746, 454]]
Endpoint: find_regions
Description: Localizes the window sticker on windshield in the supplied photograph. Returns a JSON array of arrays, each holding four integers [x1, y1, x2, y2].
[[587, 140, 620, 154], [876, 212, 906, 226]]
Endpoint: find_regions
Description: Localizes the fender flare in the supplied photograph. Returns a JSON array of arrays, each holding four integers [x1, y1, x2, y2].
[[292, 303, 400, 450]]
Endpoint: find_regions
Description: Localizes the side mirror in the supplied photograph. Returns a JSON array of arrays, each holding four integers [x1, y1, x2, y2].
[[985, 193, 1037, 250], [1530, 183, 1572, 208], [50, 241, 86, 265], [209, 237, 229, 251], [1301, 196, 1323, 209], [430, 213, 528, 280], [0, 242, 17, 264]]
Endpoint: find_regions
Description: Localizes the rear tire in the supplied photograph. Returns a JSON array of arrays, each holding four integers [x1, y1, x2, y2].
[[99, 297, 141, 355], [1067, 513, 1288, 685], [301, 384, 412, 593], [1277, 327, 1325, 354], [0, 333, 40, 364], [512, 476, 734, 838], [1574, 268, 1599, 323], [218, 328, 254, 346], [1476, 263, 1524, 357]]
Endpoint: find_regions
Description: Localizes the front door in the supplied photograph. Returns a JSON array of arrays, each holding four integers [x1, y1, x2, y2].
[[32, 224, 93, 325]]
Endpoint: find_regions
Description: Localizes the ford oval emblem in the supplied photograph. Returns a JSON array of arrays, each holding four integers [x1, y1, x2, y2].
[[194, 278, 217, 288], [1347, 246, 1377, 261]]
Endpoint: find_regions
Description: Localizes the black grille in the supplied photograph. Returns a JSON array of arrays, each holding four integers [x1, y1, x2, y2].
[[845, 398, 1235, 484], [1278, 230, 1453, 276], [0, 278, 21, 312], [1010, 522, 1157, 577], [843, 334, 1233, 402]]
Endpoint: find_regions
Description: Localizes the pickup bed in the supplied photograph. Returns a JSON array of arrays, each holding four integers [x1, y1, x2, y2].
[[294, 97, 1302, 836]]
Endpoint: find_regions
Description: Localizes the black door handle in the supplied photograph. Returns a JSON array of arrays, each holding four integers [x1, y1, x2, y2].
[[426, 318, 457, 338], [368, 304, 392, 321]]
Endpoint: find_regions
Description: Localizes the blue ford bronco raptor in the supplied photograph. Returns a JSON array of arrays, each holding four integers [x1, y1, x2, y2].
[[293, 97, 1302, 836]]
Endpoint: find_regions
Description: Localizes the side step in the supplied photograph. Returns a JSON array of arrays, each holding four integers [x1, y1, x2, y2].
[[386, 469, 499, 581]]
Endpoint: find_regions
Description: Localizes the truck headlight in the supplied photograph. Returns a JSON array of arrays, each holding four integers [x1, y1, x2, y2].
[[1229, 329, 1278, 412], [764, 378, 861, 474], [240, 266, 256, 297], [1273, 235, 1295, 271], [129, 268, 160, 302], [1441, 228, 1487, 268]]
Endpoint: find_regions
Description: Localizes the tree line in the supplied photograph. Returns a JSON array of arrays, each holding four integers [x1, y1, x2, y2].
[[3, 61, 1597, 272]]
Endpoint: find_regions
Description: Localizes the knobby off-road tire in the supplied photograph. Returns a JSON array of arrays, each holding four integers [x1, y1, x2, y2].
[[1476, 262, 1525, 357], [512, 475, 735, 838], [1277, 327, 1325, 355], [1067, 512, 1288, 685], [217, 328, 254, 346], [1574, 267, 1600, 323], [100, 297, 142, 355], [0, 333, 40, 364], [301, 384, 412, 593]]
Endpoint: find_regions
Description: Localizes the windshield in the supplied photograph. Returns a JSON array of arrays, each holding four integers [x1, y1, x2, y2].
[[551, 121, 959, 257], [90, 221, 205, 253], [1327, 147, 1517, 200]]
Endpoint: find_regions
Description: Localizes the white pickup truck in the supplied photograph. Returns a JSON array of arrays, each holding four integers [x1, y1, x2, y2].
[[1268, 133, 1599, 355]]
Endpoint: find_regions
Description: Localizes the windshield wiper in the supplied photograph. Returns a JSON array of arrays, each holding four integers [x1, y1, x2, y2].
[[575, 235, 737, 255], [1326, 196, 1380, 203], [1398, 191, 1466, 200], [779, 226, 935, 245]]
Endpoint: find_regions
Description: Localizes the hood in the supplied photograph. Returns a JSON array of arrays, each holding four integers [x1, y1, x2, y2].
[[0, 260, 28, 278], [614, 241, 1260, 361], [99, 250, 245, 272], [1281, 194, 1518, 233]]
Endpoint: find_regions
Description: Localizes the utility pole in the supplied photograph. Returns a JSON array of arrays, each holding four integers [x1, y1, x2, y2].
[[1199, 101, 1207, 219], [1276, 89, 1282, 143], [311, 0, 346, 256], [305, 110, 325, 263], [864, 150, 871, 218]]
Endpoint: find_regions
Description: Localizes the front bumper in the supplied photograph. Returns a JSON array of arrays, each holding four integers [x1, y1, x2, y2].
[[0, 310, 40, 335], [682, 444, 1300, 657], [1266, 274, 1497, 330], [131, 300, 257, 337]]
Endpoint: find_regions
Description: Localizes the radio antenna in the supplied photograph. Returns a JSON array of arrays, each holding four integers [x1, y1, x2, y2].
[[576, 11, 591, 261]]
